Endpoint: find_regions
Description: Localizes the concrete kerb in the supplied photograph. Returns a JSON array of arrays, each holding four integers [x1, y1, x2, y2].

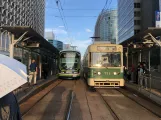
[[19, 76, 58, 104], [125, 82, 161, 106]]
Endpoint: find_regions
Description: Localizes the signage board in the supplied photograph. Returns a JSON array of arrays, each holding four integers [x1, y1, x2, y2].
[[155, 11, 161, 27], [97, 46, 116, 51]]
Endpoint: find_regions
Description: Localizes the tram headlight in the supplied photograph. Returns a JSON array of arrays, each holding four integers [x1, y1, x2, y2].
[[113, 72, 120, 75], [61, 71, 65, 73], [98, 72, 101, 75], [113, 72, 117, 75]]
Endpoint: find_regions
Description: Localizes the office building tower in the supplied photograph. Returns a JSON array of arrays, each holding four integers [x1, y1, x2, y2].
[[94, 9, 118, 44]]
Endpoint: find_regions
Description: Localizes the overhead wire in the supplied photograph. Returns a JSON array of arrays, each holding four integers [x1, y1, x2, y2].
[[102, 0, 109, 11], [58, 0, 69, 32], [55, 0, 72, 44], [46, 7, 104, 10], [55, 16, 97, 18], [106, 0, 113, 10], [55, 0, 69, 34]]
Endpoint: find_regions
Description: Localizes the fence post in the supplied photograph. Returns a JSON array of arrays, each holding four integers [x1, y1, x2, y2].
[[149, 74, 152, 98]]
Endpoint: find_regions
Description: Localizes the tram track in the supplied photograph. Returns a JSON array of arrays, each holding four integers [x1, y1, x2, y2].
[[65, 79, 78, 120], [96, 88, 160, 120], [96, 89, 120, 120], [65, 91, 75, 120], [21, 78, 160, 120], [21, 80, 77, 120], [21, 80, 63, 117], [117, 88, 161, 118]]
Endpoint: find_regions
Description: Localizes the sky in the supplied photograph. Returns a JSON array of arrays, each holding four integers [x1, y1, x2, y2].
[[45, 0, 117, 56]]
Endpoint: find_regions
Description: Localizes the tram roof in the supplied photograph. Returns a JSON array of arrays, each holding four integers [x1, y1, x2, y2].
[[120, 27, 161, 46], [60, 50, 81, 53], [0, 26, 59, 54]]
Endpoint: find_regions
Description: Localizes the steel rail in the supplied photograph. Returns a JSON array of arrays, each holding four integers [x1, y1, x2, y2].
[[96, 89, 120, 120], [21, 80, 62, 117], [66, 91, 74, 120]]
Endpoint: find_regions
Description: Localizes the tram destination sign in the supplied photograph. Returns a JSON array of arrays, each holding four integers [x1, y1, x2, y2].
[[64, 52, 76, 57], [97, 46, 116, 51]]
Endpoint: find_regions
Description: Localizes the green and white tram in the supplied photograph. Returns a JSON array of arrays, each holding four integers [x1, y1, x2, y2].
[[83, 43, 124, 88], [58, 50, 81, 79]]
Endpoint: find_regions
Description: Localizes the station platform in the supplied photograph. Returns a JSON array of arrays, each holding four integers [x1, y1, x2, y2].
[[13, 75, 58, 104], [125, 81, 161, 106]]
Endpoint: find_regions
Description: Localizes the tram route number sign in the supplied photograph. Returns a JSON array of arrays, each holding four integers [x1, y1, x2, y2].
[[97, 46, 116, 51], [64, 53, 76, 57]]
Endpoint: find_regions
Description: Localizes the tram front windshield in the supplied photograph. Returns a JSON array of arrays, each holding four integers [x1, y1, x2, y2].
[[90, 52, 121, 67], [60, 52, 80, 70]]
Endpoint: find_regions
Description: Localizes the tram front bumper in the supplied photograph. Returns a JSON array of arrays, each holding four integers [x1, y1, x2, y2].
[[59, 73, 80, 78], [87, 78, 125, 87]]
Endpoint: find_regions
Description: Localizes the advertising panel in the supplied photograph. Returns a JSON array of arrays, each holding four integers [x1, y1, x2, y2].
[[155, 11, 161, 27]]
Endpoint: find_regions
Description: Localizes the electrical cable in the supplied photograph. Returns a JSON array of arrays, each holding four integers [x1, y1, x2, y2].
[[55, 0, 72, 43], [54, 16, 97, 17]]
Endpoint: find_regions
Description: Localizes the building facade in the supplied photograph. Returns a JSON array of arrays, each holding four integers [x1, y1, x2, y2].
[[0, 0, 45, 55], [53, 40, 63, 51], [0, 0, 45, 36], [118, 0, 159, 43], [94, 9, 118, 44], [45, 31, 55, 45], [63, 44, 73, 50], [119, 0, 161, 88]]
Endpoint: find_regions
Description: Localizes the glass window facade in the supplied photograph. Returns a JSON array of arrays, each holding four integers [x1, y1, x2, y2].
[[53, 40, 63, 51], [48, 39, 53, 45], [95, 10, 118, 44], [118, 0, 135, 43]]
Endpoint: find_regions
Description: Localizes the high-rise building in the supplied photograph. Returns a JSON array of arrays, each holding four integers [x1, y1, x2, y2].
[[45, 31, 55, 40], [0, 0, 45, 55], [45, 32, 63, 51], [118, 0, 159, 43], [0, 0, 45, 36], [53, 40, 63, 51], [159, 0, 161, 10], [45, 31, 55, 45], [63, 44, 72, 50], [94, 9, 118, 44]]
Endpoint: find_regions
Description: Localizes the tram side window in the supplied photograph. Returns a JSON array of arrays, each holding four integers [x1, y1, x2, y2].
[[89, 52, 91, 67], [86, 54, 88, 66]]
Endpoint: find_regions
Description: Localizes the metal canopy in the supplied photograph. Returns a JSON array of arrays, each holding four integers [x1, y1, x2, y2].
[[0, 26, 59, 54], [121, 27, 161, 47]]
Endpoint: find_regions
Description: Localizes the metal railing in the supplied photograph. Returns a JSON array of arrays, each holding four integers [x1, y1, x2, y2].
[[138, 73, 161, 98]]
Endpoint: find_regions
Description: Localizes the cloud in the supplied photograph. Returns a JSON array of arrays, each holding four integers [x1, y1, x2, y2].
[[59, 37, 92, 56], [45, 28, 67, 35], [58, 26, 64, 28], [85, 28, 92, 33], [71, 39, 92, 56], [77, 32, 81, 36]]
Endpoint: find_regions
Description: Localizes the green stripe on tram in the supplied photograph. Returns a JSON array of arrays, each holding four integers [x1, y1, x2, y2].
[[88, 68, 123, 79]]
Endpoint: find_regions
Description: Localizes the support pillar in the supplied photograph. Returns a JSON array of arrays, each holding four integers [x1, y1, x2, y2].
[[28, 52, 31, 68], [139, 50, 142, 62], [149, 50, 151, 71], [160, 47, 161, 73], [22, 49, 24, 63], [39, 55, 42, 79], [9, 34, 15, 58]]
